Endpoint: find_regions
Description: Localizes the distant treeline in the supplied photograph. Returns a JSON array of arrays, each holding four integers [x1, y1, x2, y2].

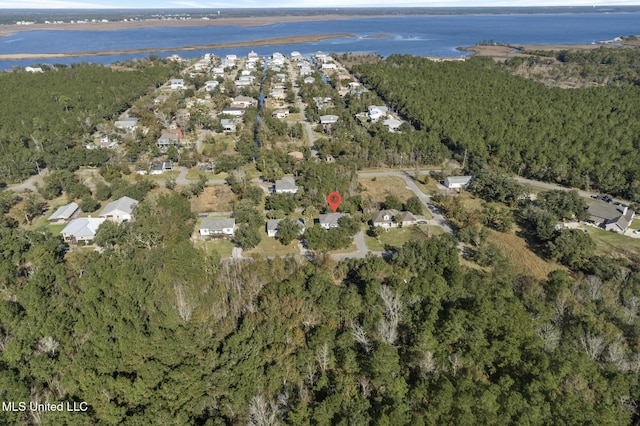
[[351, 54, 640, 201], [0, 60, 173, 184], [3, 6, 640, 25]]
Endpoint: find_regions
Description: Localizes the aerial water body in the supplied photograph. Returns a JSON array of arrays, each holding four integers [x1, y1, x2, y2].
[[1, 12, 639, 69]]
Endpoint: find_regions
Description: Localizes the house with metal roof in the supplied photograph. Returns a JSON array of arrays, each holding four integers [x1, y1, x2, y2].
[[61, 217, 105, 243], [99, 196, 138, 223], [444, 176, 474, 190], [48, 202, 80, 224]]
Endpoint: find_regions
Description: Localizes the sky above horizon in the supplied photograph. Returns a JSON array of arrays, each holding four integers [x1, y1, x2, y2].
[[2, 0, 640, 9]]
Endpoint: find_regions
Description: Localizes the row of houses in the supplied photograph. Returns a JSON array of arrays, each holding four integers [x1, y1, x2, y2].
[[198, 213, 344, 240]]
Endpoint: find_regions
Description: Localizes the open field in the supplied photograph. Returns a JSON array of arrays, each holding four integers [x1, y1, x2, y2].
[[185, 168, 229, 181], [411, 176, 440, 196], [488, 228, 563, 280], [363, 224, 443, 251], [358, 176, 417, 208], [194, 239, 234, 259], [245, 231, 299, 258], [191, 186, 236, 214]]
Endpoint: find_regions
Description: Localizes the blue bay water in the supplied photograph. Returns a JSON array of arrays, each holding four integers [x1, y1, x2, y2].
[[1, 13, 639, 69]]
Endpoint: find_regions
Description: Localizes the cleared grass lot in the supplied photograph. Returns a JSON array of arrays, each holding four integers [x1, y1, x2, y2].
[[363, 224, 443, 251], [358, 176, 417, 207]]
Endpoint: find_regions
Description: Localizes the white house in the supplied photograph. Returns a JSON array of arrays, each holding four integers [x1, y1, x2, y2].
[[303, 76, 316, 84], [320, 115, 339, 125], [222, 107, 245, 117], [444, 176, 474, 190], [99, 196, 138, 223], [318, 213, 347, 230], [247, 51, 260, 63], [220, 118, 240, 132], [204, 80, 219, 91], [371, 210, 418, 229], [150, 161, 174, 175], [25, 66, 44, 73], [267, 218, 306, 238], [272, 109, 289, 119], [48, 202, 80, 224], [114, 117, 138, 132], [383, 118, 402, 132], [170, 79, 185, 90], [199, 218, 236, 238], [232, 95, 256, 108], [157, 133, 180, 149], [61, 218, 105, 243], [266, 219, 281, 238], [274, 177, 298, 194], [368, 105, 388, 122]]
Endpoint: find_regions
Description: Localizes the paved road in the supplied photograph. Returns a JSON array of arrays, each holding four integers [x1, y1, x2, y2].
[[330, 231, 370, 260], [514, 176, 632, 205], [5, 168, 48, 192]]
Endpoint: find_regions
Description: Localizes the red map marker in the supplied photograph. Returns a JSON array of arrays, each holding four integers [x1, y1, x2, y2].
[[327, 192, 342, 213]]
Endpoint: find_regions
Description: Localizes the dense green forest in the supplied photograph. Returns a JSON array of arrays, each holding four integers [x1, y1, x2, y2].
[[3, 52, 640, 424], [0, 61, 174, 184], [1, 188, 640, 423], [349, 54, 640, 201]]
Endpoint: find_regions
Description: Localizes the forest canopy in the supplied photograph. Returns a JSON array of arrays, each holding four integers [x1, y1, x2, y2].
[[0, 61, 173, 183], [349, 54, 640, 201]]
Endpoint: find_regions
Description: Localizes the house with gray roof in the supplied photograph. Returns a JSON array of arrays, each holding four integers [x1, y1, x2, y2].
[[157, 133, 180, 149], [48, 202, 80, 224], [61, 217, 105, 243], [320, 115, 339, 126], [371, 209, 418, 229], [368, 105, 388, 122], [587, 201, 635, 233], [99, 196, 138, 223], [221, 119, 239, 132], [444, 176, 474, 190], [114, 117, 138, 132], [318, 213, 348, 230], [199, 218, 236, 238], [274, 177, 298, 194], [266, 218, 306, 238]]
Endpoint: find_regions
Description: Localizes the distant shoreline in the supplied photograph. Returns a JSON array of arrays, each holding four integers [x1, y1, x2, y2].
[[0, 33, 357, 60], [0, 15, 374, 37]]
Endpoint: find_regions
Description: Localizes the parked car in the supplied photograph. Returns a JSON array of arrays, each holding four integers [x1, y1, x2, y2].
[[633, 229, 640, 235]]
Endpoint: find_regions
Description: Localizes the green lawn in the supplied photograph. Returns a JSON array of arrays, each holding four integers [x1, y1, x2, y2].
[[363, 224, 442, 251], [194, 239, 234, 259], [586, 227, 640, 258], [630, 219, 640, 230], [245, 230, 300, 258], [185, 168, 228, 181], [48, 223, 66, 236]]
